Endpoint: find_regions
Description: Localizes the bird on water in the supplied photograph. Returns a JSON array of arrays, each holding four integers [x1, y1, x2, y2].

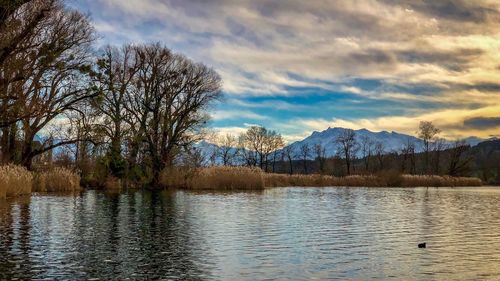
[[418, 243, 426, 248]]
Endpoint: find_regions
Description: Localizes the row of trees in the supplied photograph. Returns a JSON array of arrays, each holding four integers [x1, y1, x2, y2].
[[207, 122, 475, 178], [0, 0, 222, 185], [0, 1, 491, 186], [208, 126, 285, 172]]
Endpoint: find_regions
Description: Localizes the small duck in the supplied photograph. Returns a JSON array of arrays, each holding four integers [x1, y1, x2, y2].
[[418, 243, 426, 248]]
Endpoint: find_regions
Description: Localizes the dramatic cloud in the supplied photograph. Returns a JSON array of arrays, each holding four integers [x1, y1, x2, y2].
[[463, 117, 500, 129], [73, 0, 500, 141]]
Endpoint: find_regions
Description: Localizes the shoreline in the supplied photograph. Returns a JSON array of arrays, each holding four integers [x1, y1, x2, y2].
[[1, 165, 484, 199]]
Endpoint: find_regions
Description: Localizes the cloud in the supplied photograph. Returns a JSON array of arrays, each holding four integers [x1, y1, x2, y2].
[[381, 0, 500, 23], [73, 0, 500, 140], [463, 117, 500, 129], [280, 104, 500, 140], [211, 110, 267, 121]]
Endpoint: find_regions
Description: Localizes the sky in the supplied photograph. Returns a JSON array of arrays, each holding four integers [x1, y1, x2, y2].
[[70, 0, 500, 142]]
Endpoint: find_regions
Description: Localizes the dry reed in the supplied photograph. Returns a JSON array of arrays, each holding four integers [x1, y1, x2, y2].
[[263, 173, 385, 187], [0, 165, 33, 198], [162, 166, 482, 189], [104, 176, 122, 190], [161, 166, 265, 190], [33, 167, 81, 192], [400, 175, 482, 187]]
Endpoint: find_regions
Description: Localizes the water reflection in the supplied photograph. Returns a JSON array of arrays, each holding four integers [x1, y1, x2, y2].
[[1, 187, 500, 280]]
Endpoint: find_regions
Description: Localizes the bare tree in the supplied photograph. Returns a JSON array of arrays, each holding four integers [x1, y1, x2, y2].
[[447, 140, 472, 176], [126, 44, 222, 185], [270, 134, 285, 173], [359, 135, 373, 172], [282, 145, 294, 175], [0, 0, 55, 68], [335, 129, 357, 175], [239, 126, 283, 172], [418, 121, 440, 174], [314, 143, 327, 174], [298, 143, 311, 174], [91, 45, 139, 176], [374, 141, 385, 171], [432, 138, 447, 174], [400, 138, 416, 174], [240, 126, 266, 168], [0, 4, 95, 168], [238, 134, 257, 167], [261, 129, 281, 172], [215, 134, 237, 166]]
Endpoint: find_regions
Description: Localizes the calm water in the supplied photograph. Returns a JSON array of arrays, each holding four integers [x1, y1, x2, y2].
[[1, 187, 500, 280]]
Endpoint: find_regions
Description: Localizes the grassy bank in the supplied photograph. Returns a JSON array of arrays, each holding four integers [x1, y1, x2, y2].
[[0, 165, 81, 198], [160, 166, 482, 190]]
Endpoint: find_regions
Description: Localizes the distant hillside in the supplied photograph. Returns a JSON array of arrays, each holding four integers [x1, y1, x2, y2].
[[198, 127, 485, 162], [283, 127, 483, 158]]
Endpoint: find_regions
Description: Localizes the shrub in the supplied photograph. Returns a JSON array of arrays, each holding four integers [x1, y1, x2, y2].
[[0, 165, 33, 198], [33, 167, 81, 192]]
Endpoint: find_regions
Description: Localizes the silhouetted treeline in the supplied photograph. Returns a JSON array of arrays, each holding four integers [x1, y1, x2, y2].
[[263, 139, 500, 184], [206, 124, 500, 185]]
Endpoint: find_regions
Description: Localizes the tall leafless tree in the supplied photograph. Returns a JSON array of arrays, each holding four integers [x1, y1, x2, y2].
[[91, 45, 139, 176], [314, 143, 327, 174], [447, 140, 472, 176], [298, 143, 311, 174], [215, 134, 238, 166], [359, 135, 373, 172], [282, 145, 294, 175], [335, 129, 357, 175], [432, 138, 447, 175], [0, 3, 95, 168], [418, 121, 440, 174], [400, 138, 416, 174], [126, 44, 222, 184]]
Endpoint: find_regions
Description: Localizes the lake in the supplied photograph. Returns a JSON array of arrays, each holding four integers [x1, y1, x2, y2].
[[1, 187, 500, 280]]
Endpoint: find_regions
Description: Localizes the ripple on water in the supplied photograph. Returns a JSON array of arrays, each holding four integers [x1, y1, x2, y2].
[[1, 187, 500, 280]]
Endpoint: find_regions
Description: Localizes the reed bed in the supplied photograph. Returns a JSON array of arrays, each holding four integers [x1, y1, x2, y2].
[[264, 173, 481, 188], [161, 166, 265, 190], [0, 165, 33, 198], [263, 173, 386, 187], [400, 175, 482, 187], [161, 166, 482, 189], [33, 167, 81, 192], [104, 176, 122, 190]]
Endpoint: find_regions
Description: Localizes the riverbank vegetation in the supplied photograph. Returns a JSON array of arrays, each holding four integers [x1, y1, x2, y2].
[[158, 166, 481, 190], [0, 1, 494, 193], [160, 166, 265, 190], [33, 167, 80, 192], [0, 165, 79, 198], [0, 165, 32, 198]]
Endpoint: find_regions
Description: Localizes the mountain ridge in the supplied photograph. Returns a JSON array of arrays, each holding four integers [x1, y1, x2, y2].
[[199, 127, 486, 161]]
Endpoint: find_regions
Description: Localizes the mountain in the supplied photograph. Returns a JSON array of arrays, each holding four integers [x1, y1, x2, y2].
[[197, 127, 485, 162], [284, 127, 423, 158], [284, 127, 485, 158]]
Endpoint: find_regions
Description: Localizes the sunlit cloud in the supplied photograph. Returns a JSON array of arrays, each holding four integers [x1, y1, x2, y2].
[[73, 0, 500, 140]]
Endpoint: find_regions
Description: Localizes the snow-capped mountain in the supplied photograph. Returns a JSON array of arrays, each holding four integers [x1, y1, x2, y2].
[[284, 127, 484, 158], [197, 127, 485, 162], [284, 127, 423, 158]]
